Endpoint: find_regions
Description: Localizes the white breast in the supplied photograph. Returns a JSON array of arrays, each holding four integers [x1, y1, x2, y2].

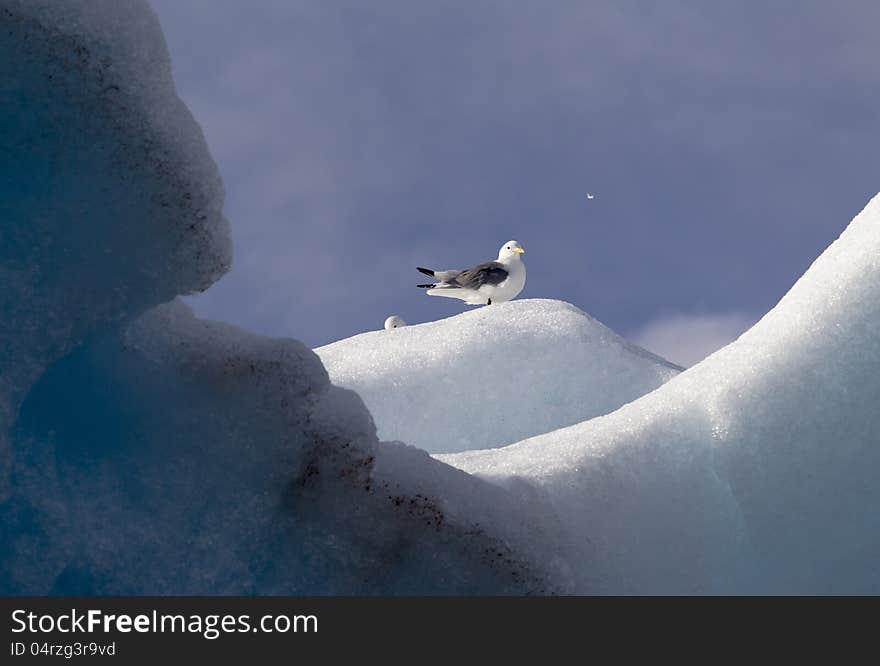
[[480, 261, 526, 303]]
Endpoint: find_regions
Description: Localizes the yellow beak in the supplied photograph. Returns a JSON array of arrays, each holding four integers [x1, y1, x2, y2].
[[514, 247, 525, 254]]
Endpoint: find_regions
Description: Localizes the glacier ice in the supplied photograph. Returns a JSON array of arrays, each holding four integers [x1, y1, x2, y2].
[[0, 0, 230, 502], [3, 0, 880, 596], [7, 301, 555, 593], [0, 0, 553, 594], [443, 193, 880, 593], [317, 299, 681, 453]]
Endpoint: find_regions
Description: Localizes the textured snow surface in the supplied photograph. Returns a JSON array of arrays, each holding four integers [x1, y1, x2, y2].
[[0, 0, 230, 500], [443, 194, 880, 593], [318, 300, 681, 453]]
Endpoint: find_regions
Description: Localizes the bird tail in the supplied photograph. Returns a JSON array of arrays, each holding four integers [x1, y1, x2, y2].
[[416, 267, 435, 277]]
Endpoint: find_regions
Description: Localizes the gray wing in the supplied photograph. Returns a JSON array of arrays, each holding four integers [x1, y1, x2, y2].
[[450, 261, 509, 289]]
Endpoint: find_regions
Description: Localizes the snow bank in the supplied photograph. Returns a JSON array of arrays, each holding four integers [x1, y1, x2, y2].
[[317, 300, 681, 453], [444, 194, 880, 594]]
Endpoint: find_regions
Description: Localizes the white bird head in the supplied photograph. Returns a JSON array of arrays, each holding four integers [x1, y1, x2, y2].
[[498, 240, 525, 261], [384, 315, 407, 330]]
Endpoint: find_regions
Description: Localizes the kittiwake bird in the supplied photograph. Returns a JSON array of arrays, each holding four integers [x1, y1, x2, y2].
[[416, 240, 526, 305]]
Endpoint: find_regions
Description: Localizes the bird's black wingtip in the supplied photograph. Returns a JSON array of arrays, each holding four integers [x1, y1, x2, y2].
[[416, 283, 434, 289], [416, 266, 435, 277]]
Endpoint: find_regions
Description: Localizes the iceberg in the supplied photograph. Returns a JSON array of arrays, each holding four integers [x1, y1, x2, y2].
[[0, 0, 230, 503], [9, 301, 558, 593], [317, 299, 681, 453], [443, 193, 880, 593], [0, 0, 552, 594], [3, 0, 880, 595]]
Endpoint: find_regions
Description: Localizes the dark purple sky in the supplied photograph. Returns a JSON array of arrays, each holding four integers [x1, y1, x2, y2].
[[149, 0, 880, 363]]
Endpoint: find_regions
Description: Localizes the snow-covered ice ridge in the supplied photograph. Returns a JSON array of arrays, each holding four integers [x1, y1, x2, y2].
[[4, 0, 880, 595], [318, 299, 681, 454], [442, 193, 880, 593]]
